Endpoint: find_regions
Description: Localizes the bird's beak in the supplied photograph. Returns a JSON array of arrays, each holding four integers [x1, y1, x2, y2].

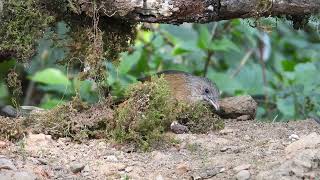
[[208, 99, 220, 111]]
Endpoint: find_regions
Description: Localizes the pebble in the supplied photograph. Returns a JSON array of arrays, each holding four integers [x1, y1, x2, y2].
[[106, 155, 118, 162], [37, 158, 48, 165], [289, 134, 300, 141], [219, 128, 234, 135], [220, 146, 231, 152], [197, 168, 220, 179], [70, 163, 86, 173], [233, 164, 251, 172], [235, 170, 250, 180], [170, 121, 189, 134], [237, 115, 251, 121]]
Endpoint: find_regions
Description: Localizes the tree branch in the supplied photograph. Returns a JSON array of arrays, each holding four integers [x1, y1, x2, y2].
[[86, 0, 320, 24]]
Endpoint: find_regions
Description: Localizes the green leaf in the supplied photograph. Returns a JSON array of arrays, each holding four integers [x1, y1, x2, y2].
[[209, 38, 240, 52], [294, 63, 318, 94], [119, 50, 142, 74], [173, 41, 199, 55], [207, 70, 243, 95], [31, 68, 71, 86], [0, 83, 8, 98], [276, 97, 295, 117], [197, 26, 211, 49], [281, 60, 295, 71], [40, 98, 66, 109]]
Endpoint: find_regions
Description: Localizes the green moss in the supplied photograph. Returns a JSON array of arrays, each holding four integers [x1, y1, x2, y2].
[[0, 0, 55, 61], [110, 76, 224, 150], [28, 97, 90, 139], [28, 96, 113, 141], [177, 103, 224, 133], [111, 76, 176, 150]]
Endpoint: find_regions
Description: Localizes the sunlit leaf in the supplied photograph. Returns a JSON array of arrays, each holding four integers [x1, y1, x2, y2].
[[197, 26, 211, 49], [31, 68, 71, 86]]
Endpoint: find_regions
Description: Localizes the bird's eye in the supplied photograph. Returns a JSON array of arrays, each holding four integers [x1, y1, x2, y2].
[[205, 88, 209, 94]]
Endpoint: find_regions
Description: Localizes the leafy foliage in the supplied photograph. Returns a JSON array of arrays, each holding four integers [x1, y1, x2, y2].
[[0, 18, 319, 121]]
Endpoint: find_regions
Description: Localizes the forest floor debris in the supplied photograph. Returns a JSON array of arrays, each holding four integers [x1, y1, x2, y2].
[[1, 119, 319, 179]]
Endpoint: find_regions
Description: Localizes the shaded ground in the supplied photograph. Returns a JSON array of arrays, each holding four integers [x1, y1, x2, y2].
[[1, 119, 320, 180]]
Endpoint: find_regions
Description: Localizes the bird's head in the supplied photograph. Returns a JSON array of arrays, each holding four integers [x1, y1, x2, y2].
[[187, 76, 220, 111]]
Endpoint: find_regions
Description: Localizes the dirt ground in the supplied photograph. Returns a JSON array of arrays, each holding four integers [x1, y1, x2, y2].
[[1, 119, 320, 180]]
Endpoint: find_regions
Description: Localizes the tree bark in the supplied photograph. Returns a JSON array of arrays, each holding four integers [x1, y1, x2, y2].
[[81, 0, 320, 24]]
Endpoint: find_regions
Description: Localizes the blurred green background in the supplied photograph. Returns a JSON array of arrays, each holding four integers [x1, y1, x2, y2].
[[1, 18, 320, 121]]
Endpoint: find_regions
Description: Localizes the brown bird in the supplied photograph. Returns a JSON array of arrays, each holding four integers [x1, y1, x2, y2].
[[140, 70, 220, 111]]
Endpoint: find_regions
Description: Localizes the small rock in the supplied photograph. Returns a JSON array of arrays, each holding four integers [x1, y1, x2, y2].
[[170, 121, 189, 134], [37, 158, 48, 165], [191, 175, 202, 180], [197, 168, 220, 179], [289, 134, 300, 141], [0, 156, 16, 170], [219, 167, 226, 173], [285, 132, 320, 158], [220, 146, 231, 152], [176, 163, 191, 175], [237, 115, 251, 121], [106, 155, 118, 162], [70, 163, 86, 173], [235, 170, 250, 180], [25, 133, 53, 154], [1, 105, 17, 117], [219, 128, 234, 135], [233, 164, 251, 172]]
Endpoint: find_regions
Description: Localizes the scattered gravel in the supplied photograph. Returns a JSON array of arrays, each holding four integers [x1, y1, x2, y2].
[[1, 119, 320, 179]]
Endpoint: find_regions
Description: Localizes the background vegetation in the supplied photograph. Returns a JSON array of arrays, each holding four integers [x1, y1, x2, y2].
[[1, 18, 320, 121]]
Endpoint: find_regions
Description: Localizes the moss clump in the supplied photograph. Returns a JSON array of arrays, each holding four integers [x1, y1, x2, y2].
[[177, 103, 224, 134], [110, 76, 224, 150], [28, 97, 114, 141], [0, 0, 55, 61], [0, 117, 26, 141], [0, 75, 224, 149], [110, 76, 176, 150]]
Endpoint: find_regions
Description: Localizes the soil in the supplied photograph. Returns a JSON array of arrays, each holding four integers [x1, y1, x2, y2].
[[1, 118, 320, 180]]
